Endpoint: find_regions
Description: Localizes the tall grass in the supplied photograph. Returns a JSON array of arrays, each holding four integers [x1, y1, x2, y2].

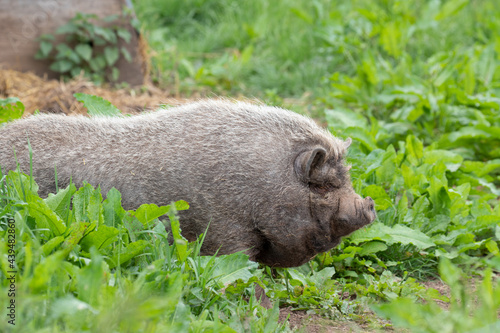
[[134, 0, 500, 98]]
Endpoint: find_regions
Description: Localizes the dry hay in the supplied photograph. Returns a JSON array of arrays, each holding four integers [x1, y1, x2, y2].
[[0, 68, 188, 116]]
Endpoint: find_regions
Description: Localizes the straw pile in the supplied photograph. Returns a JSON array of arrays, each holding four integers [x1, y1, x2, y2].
[[0, 68, 187, 116]]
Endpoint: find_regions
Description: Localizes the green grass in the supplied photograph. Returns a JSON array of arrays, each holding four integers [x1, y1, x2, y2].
[[134, 0, 500, 98], [1, 0, 500, 331]]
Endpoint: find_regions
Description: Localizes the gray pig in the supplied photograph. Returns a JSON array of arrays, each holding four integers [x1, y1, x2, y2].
[[0, 100, 375, 267]]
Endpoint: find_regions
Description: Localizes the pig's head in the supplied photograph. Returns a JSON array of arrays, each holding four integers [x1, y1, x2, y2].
[[293, 137, 376, 260], [255, 137, 376, 268]]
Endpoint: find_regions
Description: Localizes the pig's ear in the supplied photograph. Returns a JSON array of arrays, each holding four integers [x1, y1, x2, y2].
[[295, 147, 327, 183], [344, 137, 352, 149]]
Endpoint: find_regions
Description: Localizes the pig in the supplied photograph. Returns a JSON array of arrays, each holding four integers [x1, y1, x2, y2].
[[0, 100, 376, 267]]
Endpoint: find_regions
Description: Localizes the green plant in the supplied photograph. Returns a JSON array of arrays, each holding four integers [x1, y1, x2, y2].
[[74, 92, 123, 117], [0, 98, 24, 123], [35, 13, 133, 84], [0, 167, 286, 332], [374, 258, 500, 333]]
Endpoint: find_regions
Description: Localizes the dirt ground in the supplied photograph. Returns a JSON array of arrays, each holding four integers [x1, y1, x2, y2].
[[0, 68, 187, 115], [279, 307, 367, 333], [0, 68, 269, 117], [278, 279, 453, 332]]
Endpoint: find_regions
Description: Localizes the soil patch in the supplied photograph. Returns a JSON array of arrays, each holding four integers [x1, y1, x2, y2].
[[421, 279, 452, 311], [278, 307, 396, 332]]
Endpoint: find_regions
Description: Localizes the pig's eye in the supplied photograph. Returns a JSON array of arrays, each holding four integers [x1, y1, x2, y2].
[[310, 183, 337, 195], [337, 218, 349, 225]]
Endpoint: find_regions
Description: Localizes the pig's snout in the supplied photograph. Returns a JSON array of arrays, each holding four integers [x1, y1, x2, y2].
[[363, 196, 376, 223], [365, 196, 375, 212]]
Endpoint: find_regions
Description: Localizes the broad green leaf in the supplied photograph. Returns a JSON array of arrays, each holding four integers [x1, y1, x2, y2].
[[350, 222, 435, 250], [74, 93, 122, 117], [5, 171, 39, 203], [56, 22, 78, 34], [0, 97, 23, 107], [72, 183, 104, 224], [80, 225, 120, 251], [152, 219, 168, 238], [477, 177, 500, 196], [41, 236, 64, 256], [55, 44, 80, 63], [390, 105, 424, 123], [107, 240, 149, 269], [104, 46, 120, 66], [0, 97, 24, 123], [359, 241, 388, 256], [94, 26, 117, 43], [457, 240, 485, 253], [190, 320, 237, 333], [405, 135, 423, 165], [469, 215, 500, 232], [325, 108, 368, 130], [428, 176, 451, 214], [50, 60, 73, 73], [308, 267, 336, 287], [386, 224, 435, 249], [88, 55, 107, 71], [39, 40, 53, 58], [51, 296, 95, 318], [123, 213, 144, 242], [485, 240, 499, 256], [102, 188, 125, 227], [116, 27, 131, 43], [473, 159, 500, 177], [423, 150, 463, 172], [362, 185, 392, 210], [208, 252, 258, 286], [70, 67, 84, 77], [357, 148, 392, 180], [45, 183, 77, 220], [349, 222, 394, 244], [75, 44, 92, 62], [77, 248, 105, 305], [471, 199, 493, 218], [28, 197, 67, 236], [132, 203, 169, 227], [447, 126, 492, 142], [343, 127, 378, 151], [62, 222, 93, 253]]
